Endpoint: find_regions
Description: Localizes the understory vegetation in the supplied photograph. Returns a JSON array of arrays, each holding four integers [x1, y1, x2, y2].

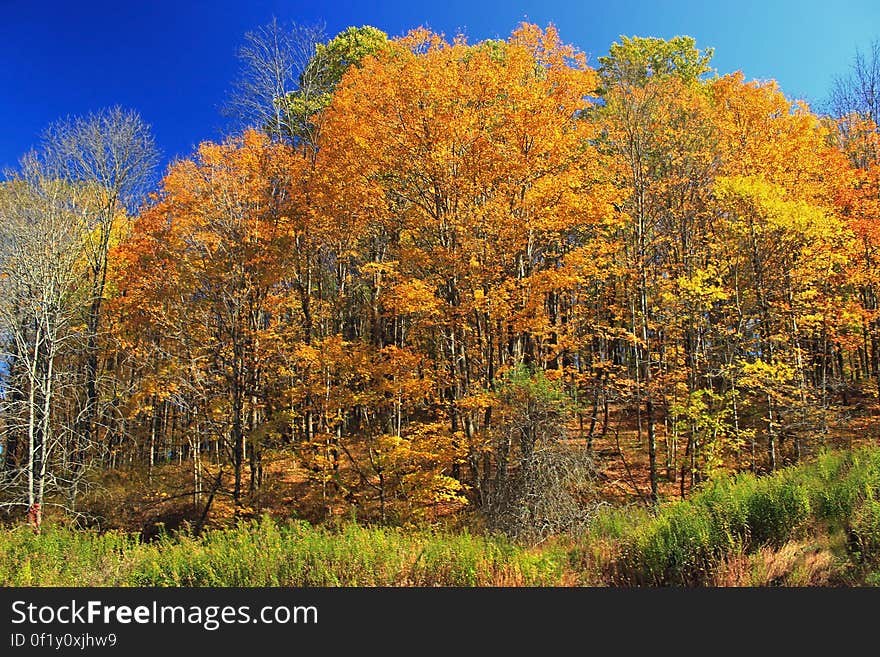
[[3, 446, 879, 587]]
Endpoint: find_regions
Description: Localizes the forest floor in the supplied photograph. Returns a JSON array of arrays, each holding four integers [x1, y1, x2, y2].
[[71, 395, 880, 541], [586, 406, 876, 507]]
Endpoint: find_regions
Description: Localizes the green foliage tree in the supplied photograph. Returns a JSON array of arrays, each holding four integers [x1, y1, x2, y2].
[[598, 35, 714, 89], [279, 25, 389, 147]]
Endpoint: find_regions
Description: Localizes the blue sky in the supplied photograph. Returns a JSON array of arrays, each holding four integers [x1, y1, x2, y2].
[[2, 0, 879, 172]]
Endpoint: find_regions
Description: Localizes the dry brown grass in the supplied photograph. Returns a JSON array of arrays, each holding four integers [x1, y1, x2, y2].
[[712, 540, 842, 586]]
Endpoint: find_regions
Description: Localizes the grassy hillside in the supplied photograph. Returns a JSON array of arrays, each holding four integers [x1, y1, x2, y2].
[[578, 446, 880, 585], [2, 446, 879, 587]]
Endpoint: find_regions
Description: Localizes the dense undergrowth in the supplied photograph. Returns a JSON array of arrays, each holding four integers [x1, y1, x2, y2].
[[2, 446, 879, 586]]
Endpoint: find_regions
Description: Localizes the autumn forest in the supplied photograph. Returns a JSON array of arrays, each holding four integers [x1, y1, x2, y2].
[[3, 21, 880, 586]]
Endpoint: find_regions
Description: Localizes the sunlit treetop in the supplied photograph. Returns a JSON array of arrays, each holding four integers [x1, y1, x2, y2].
[[598, 35, 715, 90]]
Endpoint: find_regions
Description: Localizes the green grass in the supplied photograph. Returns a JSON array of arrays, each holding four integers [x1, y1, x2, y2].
[[0, 517, 566, 587]]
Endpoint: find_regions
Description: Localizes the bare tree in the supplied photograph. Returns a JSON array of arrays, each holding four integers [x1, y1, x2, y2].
[[0, 155, 95, 531], [223, 17, 327, 144], [41, 107, 158, 507], [830, 39, 880, 123]]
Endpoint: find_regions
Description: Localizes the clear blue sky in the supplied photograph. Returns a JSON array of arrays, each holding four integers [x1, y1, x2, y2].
[[2, 0, 879, 172]]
